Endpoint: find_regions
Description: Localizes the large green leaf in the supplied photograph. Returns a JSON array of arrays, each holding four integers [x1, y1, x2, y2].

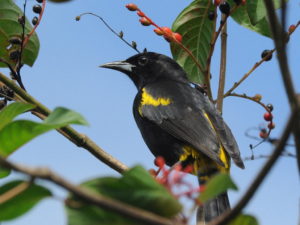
[[0, 102, 34, 131], [0, 0, 40, 67], [0, 107, 88, 157], [228, 214, 259, 225], [171, 0, 214, 84], [228, 0, 288, 38], [66, 166, 182, 225], [0, 180, 52, 221], [199, 173, 238, 203]]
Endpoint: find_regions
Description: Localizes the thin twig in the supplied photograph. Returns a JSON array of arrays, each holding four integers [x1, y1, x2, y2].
[[263, 0, 300, 173], [216, 16, 228, 113], [207, 110, 296, 225], [77, 13, 140, 53], [223, 49, 275, 98], [0, 157, 183, 225], [0, 73, 128, 174]]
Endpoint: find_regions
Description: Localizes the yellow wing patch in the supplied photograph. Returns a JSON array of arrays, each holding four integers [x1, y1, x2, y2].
[[138, 88, 172, 115], [203, 112, 230, 170]]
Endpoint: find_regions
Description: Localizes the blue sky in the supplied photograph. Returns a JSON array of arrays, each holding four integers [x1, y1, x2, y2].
[[1, 0, 299, 225]]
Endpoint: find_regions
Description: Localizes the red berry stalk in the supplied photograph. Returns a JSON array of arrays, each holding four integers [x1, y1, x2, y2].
[[125, 3, 205, 76], [23, 0, 46, 48]]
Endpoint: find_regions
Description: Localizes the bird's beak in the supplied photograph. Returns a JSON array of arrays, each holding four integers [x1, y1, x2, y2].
[[99, 61, 135, 73]]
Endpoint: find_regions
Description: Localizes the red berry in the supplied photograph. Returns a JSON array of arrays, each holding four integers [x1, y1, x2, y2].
[[154, 156, 165, 168], [154, 28, 164, 36], [139, 17, 151, 26], [214, 0, 221, 6], [264, 112, 273, 121], [137, 11, 145, 17], [161, 27, 172, 36], [288, 25, 296, 33], [173, 32, 182, 43], [125, 3, 138, 11], [259, 131, 268, 139], [241, 0, 246, 5], [268, 122, 275, 129]]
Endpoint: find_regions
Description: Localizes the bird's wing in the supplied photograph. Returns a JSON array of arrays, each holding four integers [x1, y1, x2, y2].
[[138, 82, 244, 168]]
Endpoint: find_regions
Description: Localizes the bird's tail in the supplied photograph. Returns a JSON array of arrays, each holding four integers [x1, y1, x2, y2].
[[196, 191, 230, 225]]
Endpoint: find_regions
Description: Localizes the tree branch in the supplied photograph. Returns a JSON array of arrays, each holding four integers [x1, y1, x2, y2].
[[0, 157, 183, 225], [0, 73, 128, 174], [216, 18, 228, 113], [207, 110, 297, 225], [263, 0, 300, 173]]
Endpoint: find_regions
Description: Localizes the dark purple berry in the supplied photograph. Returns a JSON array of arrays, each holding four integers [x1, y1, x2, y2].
[[32, 17, 38, 25], [267, 104, 274, 112], [33, 4, 42, 14], [261, 50, 272, 61], [9, 37, 22, 45], [9, 50, 20, 60], [208, 11, 215, 20], [219, 2, 230, 15]]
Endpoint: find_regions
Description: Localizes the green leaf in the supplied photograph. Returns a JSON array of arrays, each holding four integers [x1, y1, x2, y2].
[[0, 0, 40, 67], [0, 167, 11, 178], [66, 166, 182, 225], [0, 180, 52, 221], [199, 173, 238, 203], [0, 102, 34, 131], [0, 107, 88, 157], [44, 107, 89, 126], [171, 0, 214, 84], [228, 0, 288, 38], [228, 214, 259, 225]]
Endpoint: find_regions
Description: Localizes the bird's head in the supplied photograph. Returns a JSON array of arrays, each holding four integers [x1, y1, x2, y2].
[[100, 52, 188, 89]]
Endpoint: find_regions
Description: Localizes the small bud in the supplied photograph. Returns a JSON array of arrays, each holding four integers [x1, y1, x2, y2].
[[36, 0, 43, 3], [126, 3, 138, 11], [131, 41, 137, 49], [261, 50, 272, 61], [119, 31, 124, 38], [139, 17, 151, 26], [75, 16, 81, 21], [33, 4, 42, 14], [154, 28, 164, 36], [253, 94, 262, 101]]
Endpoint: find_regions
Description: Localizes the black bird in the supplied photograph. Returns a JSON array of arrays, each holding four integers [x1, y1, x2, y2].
[[101, 52, 244, 224]]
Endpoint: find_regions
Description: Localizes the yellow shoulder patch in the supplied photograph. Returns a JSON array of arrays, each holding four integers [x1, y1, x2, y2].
[[138, 88, 172, 115]]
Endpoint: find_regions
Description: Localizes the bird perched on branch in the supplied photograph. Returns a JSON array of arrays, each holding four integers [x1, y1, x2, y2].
[[101, 52, 244, 224]]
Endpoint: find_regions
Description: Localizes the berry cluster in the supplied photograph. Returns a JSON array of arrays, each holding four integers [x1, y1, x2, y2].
[[260, 104, 275, 139], [125, 3, 182, 43], [151, 156, 202, 206], [32, 0, 44, 25]]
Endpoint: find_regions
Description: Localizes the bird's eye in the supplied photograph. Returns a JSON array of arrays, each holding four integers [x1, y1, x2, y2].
[[138, 56, 148, 66]]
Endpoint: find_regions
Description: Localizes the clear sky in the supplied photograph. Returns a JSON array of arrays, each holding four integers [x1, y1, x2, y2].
[[1, 0, 299, 225]]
